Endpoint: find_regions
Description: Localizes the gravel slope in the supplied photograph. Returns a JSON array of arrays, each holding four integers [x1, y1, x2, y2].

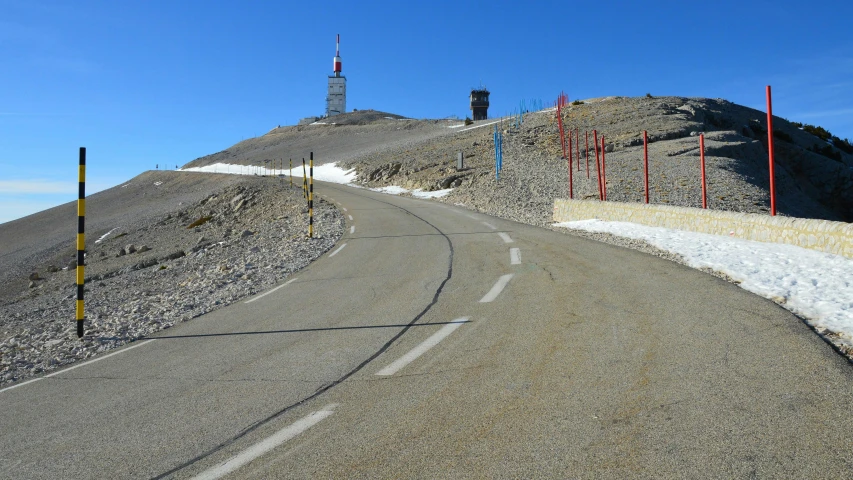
[[1, 172, 342, 386], [343, 96, 853, 224]]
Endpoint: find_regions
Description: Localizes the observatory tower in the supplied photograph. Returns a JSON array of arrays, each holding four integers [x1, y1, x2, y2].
[[325, 34, 346, 117], [470, 88, 490, 121]]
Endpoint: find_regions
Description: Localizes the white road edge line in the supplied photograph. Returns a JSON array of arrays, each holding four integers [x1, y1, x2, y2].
[[342, 207, 348, 212], [479, 274, 514, 303], [348, 215, 353, 221], [0, 340, 154, 394], [510, 248, 521, 265], [350, 225, 355, 234], [498, 232, 513, 243], [191, 404, 338, 480], [245, 278, 298, 304], [376, 318, 469, 376], [329, 243, 347, 257], [482, 222, 497, 230]]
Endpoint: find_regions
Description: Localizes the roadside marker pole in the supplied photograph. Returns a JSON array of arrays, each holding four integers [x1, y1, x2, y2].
[[700, 133, 707, 209], [309, 152, 314, 238], [568, 132, 574, 199], [766, 85, 777, 216], [643, 131, 649, 204], [601, 135, 607, 202], [302, 158, 308, 201], [585, 131, 590, 178], [76, 147, 86, 338], [593, 130, 602, 200], [575, 128, 580, 172], [290, 159, 293, 187]]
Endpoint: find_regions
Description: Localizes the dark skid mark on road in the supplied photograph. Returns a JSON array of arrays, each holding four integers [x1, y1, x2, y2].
[[153, 185, 456, 479], [151, 320, 471, 340]]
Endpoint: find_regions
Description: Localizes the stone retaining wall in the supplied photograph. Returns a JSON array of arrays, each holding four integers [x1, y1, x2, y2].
[[553, 199, 853, 259]]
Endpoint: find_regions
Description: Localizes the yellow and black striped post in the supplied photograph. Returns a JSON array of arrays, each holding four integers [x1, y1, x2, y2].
[[309, 152, 314, 238], [302, 158, 307, 200], [76, 147, 86, 338]]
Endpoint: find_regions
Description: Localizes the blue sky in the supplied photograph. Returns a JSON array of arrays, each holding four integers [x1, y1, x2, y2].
[[2, 0, 852, 223]]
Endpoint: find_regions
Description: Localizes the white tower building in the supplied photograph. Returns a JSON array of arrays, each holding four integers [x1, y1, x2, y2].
[[325, 34, 346, 117]]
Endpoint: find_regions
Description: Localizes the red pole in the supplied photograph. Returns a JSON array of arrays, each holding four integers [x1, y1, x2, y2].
[[576, 128, 580, 171], [568, 124, 573, 171], [568, 133, 574, 199], [593, 130, 602, 200], [700, 133, 707, 209], [585, 131, 590, 178], [601, 136, 607, 201], [766, 85, 776, 216], [557, 102, 567, 159], [643, 130, 649, 204]]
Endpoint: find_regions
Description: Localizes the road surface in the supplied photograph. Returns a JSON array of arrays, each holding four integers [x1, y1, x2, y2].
[[2, 182, 852, 478]]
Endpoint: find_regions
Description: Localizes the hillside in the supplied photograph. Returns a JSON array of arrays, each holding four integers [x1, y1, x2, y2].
[[183, 109, 457, 169], [340, 96, 853, 224]]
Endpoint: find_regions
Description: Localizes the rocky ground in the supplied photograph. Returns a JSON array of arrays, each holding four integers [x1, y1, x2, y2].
[[0, 173, 342, 386], [184, 109, 457, 171], [343, 96, 853, 225]]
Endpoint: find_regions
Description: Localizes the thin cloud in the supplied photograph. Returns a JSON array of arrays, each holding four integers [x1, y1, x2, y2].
[[0, 180, 76, 194], [792, 108, 853, 119]]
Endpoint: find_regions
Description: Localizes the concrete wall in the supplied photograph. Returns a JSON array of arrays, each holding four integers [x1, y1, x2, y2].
[[553, 199, 853, 259]]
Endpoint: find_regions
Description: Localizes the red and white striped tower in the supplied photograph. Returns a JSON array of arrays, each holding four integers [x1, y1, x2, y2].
[[326, 34, 347, 117], [333, 34, 342, 77]]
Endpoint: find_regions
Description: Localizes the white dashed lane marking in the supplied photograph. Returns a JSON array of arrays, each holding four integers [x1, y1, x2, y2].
[[479, 274, 514, 303], [329, 244, 347, 257], [0, 340, 154, 394], [510, 248, 521, 265], [245, 278, 298, 304], [482, 222, 497, 230], [350, 226, 355, 234], [375, 318, 469, 376], [348, 215, 353, 221], [191, 405, 338, 480], [498, 232, 513, 243]]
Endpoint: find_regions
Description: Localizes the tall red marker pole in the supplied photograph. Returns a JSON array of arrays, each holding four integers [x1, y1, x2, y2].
[[593, 130, 602, 200], [575, 128, 580, 171], [585, 131, 590, 178], [643, 131, 649, 204], [601, 136, 607, 201], [700, 134, 707, 209], [568, 133, 574, 199], [766, 85, 777, 216]]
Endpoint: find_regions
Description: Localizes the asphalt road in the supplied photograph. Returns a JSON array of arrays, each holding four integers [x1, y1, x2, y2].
[[2, 183, 852, 479]]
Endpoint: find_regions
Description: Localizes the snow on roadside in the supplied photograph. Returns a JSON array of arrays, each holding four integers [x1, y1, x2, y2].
[[371, 185, 453, 198], [181, 162, 357, 184], [181, 162, 453, 199], [94, 228, 119, 244], [554, 219, 853, 350]]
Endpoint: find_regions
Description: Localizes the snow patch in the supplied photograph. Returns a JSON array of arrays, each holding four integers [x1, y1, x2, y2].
[[95, 228, 119, 244], [412, 188, 453, 199], [554, 219, 853, 349], [181, 162, 357, 184]]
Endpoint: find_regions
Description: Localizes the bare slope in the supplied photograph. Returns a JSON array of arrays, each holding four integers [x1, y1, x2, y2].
[[183, 109, 458, 169], [0, 171, 343, 385], [341, 96, 853, 223]]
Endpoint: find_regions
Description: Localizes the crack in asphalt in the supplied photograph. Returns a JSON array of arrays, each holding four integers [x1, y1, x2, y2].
[[152, 184, 455, 479]]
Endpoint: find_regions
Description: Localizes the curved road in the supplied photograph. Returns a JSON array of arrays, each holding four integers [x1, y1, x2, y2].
[[1, 183, 852, 478]]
